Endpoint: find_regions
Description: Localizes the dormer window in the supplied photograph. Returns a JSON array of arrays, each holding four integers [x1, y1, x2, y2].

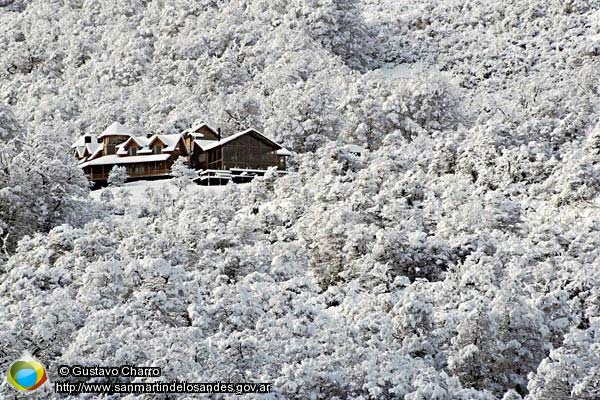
[[153, 146, 162, 155], [129, 147, 137, 156]]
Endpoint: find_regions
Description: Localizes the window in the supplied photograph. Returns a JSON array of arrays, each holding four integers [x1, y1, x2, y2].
[[129, 147, 137, 156], [106, 137, 123, 155], [153, 146, 162, 154]]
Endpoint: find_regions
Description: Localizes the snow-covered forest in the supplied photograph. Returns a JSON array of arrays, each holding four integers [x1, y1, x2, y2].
[[2, 0, 600, 398]]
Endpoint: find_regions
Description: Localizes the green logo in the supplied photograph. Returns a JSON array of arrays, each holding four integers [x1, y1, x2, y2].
[[6, 354, 48, 392]]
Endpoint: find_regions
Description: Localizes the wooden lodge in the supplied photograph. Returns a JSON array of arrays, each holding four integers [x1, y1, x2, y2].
[[71, 122, 290, 183], [187, 127, 290, 171]]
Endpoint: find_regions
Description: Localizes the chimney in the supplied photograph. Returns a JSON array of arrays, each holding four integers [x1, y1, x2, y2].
[[217, 127, 221, 141], [84, 136, 91, 144]]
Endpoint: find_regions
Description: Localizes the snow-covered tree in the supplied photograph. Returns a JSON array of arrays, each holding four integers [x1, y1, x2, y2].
[[0, 105, 22, 143], [107, 165, 127, 187], [170, 158, 196, 191], [1, 0, 600, 399], [0, 129, 90, 256]]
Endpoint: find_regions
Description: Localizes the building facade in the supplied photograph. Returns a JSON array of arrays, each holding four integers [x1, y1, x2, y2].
[[72, 122, 290, 183], [188, 126, 290, 171]]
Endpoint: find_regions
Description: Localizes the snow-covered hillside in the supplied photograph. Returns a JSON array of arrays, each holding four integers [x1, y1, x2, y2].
[[1, 1, 600, 399]]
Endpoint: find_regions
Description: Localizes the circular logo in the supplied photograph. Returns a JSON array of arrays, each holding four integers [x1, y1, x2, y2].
[[6, 354, 48, 392]]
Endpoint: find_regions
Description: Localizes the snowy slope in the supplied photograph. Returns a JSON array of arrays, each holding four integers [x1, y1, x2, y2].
[[89, 178, 225, 203], [1, 1, 600, 399]]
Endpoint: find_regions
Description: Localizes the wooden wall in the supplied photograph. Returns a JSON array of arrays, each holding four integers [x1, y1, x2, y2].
[[222, 135, 282, 170]]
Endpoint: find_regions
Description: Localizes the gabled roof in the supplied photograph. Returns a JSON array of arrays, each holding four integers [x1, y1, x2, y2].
[[86, 142, 100, 154], [115, 134, 186, 155], [71, 136, 85, 149], [97, 122, 133, 139], [194, 139, 219, 151], [75, 146, 86, 158], [147, 135, 166, 148], [88, 146, 103, 160], [152, 134, 184, 152], [194, 128, 284, 152], [72, 134, 102, 160], [120, 136, 150, 149], [182, 122, 219, 137], [116, 136, 149, 155]]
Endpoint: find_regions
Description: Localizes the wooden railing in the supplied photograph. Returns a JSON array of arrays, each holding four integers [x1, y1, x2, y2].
[[127, 169, 170, 177], [87, 169, 170, 181]]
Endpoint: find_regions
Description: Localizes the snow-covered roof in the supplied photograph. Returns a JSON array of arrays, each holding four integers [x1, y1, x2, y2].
[[276, 148, 292, 156], [88, 146, 103, 160], [119, 136, 150, 149], [71, 136, 85, 149], [194, 139, 219, 151], [85, 142, 100, 153], [72, 134, 102, 159], [193, 128, 283, 152], [97, 122, 133, 139], [204, 129, 251, 149], [182, 121, 218, 137], [156, 134, 181, 152], [116, 134, 184, 153], [79, 154, 171, 168], [71, 134, 99, 148]]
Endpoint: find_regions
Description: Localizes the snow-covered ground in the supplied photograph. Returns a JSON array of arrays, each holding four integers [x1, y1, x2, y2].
[[90, 178, 226, 203], [3, 1, 600, 399]]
